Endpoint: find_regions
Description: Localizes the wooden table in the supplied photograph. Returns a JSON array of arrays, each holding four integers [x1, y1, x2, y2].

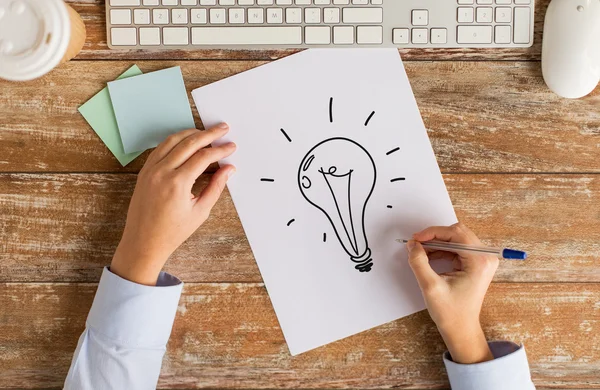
[[1, 1, 599, 388]]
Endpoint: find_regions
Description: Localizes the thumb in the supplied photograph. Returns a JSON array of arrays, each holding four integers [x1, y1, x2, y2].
[[407, 240, 440, 291]]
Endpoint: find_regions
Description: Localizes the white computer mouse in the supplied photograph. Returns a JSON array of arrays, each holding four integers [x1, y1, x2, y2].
[[542, 0, 600, 98]]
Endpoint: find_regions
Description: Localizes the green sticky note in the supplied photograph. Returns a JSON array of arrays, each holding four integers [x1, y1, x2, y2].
[[108, 66, 195, 154], [79, 65, 144, 166]]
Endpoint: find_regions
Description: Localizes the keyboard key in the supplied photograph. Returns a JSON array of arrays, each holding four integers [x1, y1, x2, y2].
[[153, 9, 169, 24], [111, 27, 137, 45], [181, 0, 197, 4], [134, 9, 151, 24], [457, 25, 492, 43], [323, 8, 340, 24], [172, 9, 188, 24], [457, 0, 473, 3], [111, 0, 140, 5], [200, 0, 216, 4], [248, 8, 264, 23], [411, 10, 428, 26], [210, 8, 226, 23], [295, 0, 311, 4], [315, 0, 331, 4], [164, 27, 189, 44], [239, 0, 255, 4], [110, 9, 131, 24], [305, 8, 321, 23], [163, 0, 178, 4], [258, 0, 274, 4], [411, 28, 427, 44], [457, 7, 474, 23], [430, 28, 447, 44], [192, 26, 302, 44], [276, 0, 292, 4], [191, 8, 207, 23], [333, 0, 349, 3], [286, 7, 302, 23], [352, 0, 368, 4], [140, 27, 161, 45], [342, 8, 383, 24], [495, 25, 511, 44], [220, 0, 235, 4], [143, 0, 159, 4], [513, 7, 530, 44], [229, 8, 245, 23], [476, 0, 492, 4], [392, 28, 409, 44], [333, 25, 354, 44], [357, 25, 382, 44], [515, 0, 531, 4], [495, 7, 511, 23], [495, 0, 511, 3], [476, 7, 492, 23], [266, 8, 283, 23], [305, 26, 331, 44]]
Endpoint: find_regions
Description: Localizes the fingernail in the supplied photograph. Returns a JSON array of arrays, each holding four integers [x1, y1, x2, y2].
[[227, 167, 236, 178], [218, 123, 229, 129], [406, 240, 415, 252]]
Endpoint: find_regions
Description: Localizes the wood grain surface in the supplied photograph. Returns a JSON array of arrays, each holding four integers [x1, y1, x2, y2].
[[1, 173, 599, 283], [1, 61, 599, 174], [1, 282, 599, 389], [66, 0, 549, 61], [2, 1, 600, 388]]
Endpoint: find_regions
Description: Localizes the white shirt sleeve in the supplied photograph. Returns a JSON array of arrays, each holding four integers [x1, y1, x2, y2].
[[64, 267, 183, 390], [444, 341, 536, 390]]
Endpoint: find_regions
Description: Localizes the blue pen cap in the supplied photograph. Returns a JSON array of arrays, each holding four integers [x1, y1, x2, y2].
[[502, 249, 527, 260]]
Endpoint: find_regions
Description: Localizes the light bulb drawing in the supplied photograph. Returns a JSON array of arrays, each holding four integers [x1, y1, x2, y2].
[[259, 96, 406, 274], [298, 137, 377, 273]]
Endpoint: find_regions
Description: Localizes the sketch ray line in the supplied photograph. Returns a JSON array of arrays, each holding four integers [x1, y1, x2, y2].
[[287, 219, 296, 226], [329, 97, 334, 123], [390, 177, 406, 183], [364, 111, 375, 126], [323, 233, 327, 242], [280, 128, 292, 143], [260, 178, 275, 182], [387, 205, 393, 209], [386, 147, 400, 155]]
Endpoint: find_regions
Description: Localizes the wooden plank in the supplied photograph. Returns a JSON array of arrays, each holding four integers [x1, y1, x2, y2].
[[1, 61, 599, 173], [1, 282, 599, 388], [68, 0, 548, 61], [1, 173, 599, 283]]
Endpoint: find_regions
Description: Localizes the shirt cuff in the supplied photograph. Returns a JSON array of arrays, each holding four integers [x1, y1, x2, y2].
[[86, 267, 183, 348], [444, 341, 534, 390]]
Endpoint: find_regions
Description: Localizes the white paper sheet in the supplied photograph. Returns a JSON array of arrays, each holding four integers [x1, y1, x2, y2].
[[192, 49, 457, 356]]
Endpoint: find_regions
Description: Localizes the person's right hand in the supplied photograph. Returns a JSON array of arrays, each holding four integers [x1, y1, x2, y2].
[[406, 222, 499, 364]]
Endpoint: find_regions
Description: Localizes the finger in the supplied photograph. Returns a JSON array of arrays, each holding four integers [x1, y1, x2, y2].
[[406, 240, 441, 291], [146, 129, 200, 166], [177, 142, 236, 181], [413, 222, 481, 245], [160, 123, 230, 170], [194, 165, 235, 217]]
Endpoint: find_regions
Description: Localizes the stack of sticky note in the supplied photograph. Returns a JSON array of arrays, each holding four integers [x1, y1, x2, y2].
[[79, 66, 196, 166]]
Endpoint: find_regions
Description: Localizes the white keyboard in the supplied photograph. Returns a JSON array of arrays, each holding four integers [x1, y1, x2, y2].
[[106, 0, 535, 49]]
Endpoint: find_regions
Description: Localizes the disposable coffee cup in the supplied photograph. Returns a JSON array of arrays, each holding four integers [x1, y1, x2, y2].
[[0, 0, 86, 81]]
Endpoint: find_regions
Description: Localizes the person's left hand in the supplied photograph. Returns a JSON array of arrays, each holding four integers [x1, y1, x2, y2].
[[111, 124, 236, 286]]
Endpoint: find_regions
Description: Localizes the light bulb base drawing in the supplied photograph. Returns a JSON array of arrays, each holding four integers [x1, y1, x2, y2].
[[298, 137, 377, 274], [351, 248, 373, 273]]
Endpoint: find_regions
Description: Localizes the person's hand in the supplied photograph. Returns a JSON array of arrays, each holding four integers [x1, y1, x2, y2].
[[111, 124, 236, 286], [406, 222, 498, 364]]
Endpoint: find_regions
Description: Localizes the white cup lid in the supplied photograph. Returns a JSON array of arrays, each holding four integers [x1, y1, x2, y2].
[[0, 0, 71, 81]]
